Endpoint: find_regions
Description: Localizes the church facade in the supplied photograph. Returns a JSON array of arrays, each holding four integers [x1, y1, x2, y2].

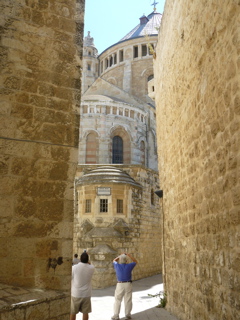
[[74, 8, 163, 288]]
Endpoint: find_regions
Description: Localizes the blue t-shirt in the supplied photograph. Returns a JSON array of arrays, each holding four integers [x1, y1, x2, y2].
[[113, 262, 136, 281]]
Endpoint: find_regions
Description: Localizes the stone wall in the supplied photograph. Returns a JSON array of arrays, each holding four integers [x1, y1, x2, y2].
[[0, 282, 70, 320], [0, 0, 84, 318], [154, 1, 240, 319]]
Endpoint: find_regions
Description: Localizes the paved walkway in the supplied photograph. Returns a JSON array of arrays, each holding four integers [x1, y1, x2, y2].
[[77, 274, 179, 320]]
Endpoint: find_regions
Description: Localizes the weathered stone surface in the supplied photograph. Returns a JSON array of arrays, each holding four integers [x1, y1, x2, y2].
[[0, 281, 70, 320], [154, 1, 240, 320], [0, 0, 85, 318]]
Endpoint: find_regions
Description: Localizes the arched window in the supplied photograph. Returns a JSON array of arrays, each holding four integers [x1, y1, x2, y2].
[[140, 141, 145, 165], [86, 132, 98, 164], [110, 128, 131, 164], [112, 136, 123, 164], [110, 56, 113, 67]]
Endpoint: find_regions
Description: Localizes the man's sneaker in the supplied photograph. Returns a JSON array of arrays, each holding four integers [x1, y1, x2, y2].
[[111, 316, 119, 320], [125, 316, 132, 319]]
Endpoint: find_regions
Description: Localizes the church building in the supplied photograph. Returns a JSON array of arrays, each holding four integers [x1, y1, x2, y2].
[[74, 5, 163, 288]]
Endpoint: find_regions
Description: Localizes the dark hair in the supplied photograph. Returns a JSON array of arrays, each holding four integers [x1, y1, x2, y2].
[[80, 252, 89, 263], [74, 254, 78, 258]]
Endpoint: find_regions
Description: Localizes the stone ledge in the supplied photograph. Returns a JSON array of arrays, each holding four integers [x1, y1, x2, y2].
[[0, 282, 69, 317]]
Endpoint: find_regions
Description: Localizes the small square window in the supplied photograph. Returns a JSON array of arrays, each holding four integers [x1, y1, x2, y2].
[[85, 199, 91, 213], [117, 199, 123, 214], [100, 199, 108, 212]]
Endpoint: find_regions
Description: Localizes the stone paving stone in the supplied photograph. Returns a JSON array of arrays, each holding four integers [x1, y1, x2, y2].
[[77, 274, 179, 320]]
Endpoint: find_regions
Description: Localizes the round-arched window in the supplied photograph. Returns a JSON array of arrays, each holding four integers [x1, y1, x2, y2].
[[112, 136, 123, 164]]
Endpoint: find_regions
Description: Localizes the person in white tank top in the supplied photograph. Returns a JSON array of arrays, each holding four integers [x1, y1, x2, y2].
[[70, 251, 95, 320]]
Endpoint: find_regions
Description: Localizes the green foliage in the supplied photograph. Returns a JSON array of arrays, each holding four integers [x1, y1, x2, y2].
[[148, 291, 167, 308]]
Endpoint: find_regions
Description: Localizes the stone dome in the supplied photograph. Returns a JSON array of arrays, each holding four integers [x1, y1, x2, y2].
[[120, 10, 162, 42], [76, 166, 141, 188]]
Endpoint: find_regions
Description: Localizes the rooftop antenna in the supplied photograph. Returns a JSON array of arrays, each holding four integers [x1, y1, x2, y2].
[[151, 0, 158, 11]]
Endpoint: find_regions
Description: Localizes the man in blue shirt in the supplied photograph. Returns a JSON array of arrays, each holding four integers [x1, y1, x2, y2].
[[111, 253, 138, 320]]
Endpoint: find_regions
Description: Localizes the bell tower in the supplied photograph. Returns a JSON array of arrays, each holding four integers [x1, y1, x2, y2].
[[82, 31, 99, 94]]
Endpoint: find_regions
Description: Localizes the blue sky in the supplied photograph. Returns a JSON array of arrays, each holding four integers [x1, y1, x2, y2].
[[84, 0, 166, 54]]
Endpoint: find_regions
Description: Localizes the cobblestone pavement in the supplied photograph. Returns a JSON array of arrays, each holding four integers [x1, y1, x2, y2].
[[77, 274, 179, 320]]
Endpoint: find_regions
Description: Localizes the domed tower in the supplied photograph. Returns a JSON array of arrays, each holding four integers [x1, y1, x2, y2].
[[98, 8, 162, 104], [82, 31, 99, 94], [75, 5, 163, 289]]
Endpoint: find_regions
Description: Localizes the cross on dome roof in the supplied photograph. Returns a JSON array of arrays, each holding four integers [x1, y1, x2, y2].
[[151, 0, 159, 11]]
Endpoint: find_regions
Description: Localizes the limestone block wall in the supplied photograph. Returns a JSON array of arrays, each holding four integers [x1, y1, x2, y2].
[[0, 283, 70, 320], [154, 1, 240, 319], [0, 0, 84, 297], [74, 165, 162, 288]]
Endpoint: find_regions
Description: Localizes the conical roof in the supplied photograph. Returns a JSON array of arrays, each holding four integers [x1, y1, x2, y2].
[[120, 10, 162, 42]]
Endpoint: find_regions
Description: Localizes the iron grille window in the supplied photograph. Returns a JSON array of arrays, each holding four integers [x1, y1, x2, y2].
[[117, 199, 123, 214], [100, 199, 108, 212], [85, 199, 91, 213], [112, 136, 123, 164]]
